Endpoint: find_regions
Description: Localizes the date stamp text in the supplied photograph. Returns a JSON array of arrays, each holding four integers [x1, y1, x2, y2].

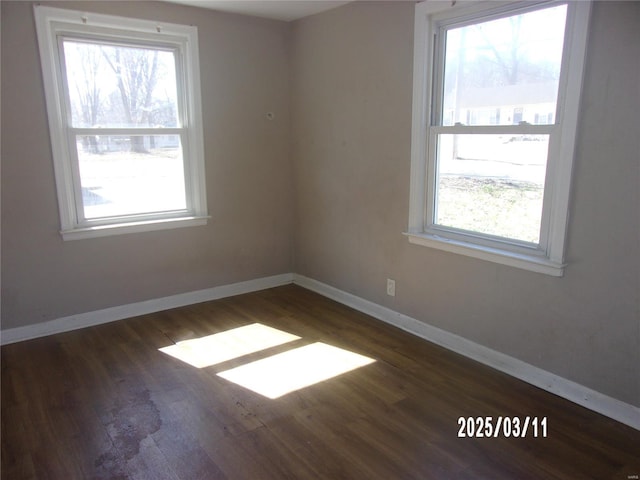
[[457, 416, 548, 438]]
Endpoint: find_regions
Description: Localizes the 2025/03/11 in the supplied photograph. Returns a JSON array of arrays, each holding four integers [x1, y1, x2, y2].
[[457, 416, 548, 438]]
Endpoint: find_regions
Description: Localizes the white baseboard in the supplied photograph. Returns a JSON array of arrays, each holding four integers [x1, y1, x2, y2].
[[293, 274, 640, 431], [0, 273, 294, 346]]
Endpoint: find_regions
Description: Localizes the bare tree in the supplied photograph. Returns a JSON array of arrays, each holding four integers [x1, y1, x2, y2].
[[102, 46, 159, 153], [477, 15, 523, 86], [472, 14, 560, 88], [66, 43, 104, 153]]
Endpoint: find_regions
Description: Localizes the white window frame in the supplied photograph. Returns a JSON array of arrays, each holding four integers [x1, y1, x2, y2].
[[35, 6, 208, 240], [407, 0, 591, 276]]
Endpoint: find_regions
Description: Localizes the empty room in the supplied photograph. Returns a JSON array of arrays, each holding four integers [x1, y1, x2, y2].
[[1, 0, 639, 478]]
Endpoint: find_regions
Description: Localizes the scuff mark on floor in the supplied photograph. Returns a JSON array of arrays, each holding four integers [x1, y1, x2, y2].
[[95, 385, 162, 479]]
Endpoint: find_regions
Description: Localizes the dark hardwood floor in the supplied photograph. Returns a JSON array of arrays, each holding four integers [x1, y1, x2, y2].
[[2, 285, 639, 479]]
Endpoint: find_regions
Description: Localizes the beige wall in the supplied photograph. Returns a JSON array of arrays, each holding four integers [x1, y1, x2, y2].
[[1, 1, 294, 328], [2, 0, 638, 409], [291, 1, 639, 407]]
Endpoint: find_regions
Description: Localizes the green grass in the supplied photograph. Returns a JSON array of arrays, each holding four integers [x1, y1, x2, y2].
[[436, 175, 544, 244]]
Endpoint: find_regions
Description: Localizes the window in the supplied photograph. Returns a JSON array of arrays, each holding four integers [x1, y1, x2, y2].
[[408, 1, 591, 276], [35, 6, 207, 240]]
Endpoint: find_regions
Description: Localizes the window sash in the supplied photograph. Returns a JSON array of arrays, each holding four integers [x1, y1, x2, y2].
[[425, 123, 558, 250], [425, 129, 553, 254], [67, 131, 191, 226], [430, 2, 569, 128], [57, 34, 186, 130]]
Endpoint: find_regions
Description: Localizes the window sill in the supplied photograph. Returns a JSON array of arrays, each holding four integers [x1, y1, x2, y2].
[[61, 216, 209, 241], [404, 232, 565, 277]]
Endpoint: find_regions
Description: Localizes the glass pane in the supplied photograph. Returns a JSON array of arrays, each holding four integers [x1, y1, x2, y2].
[[77, 135, 186, 219], [434, 134, 548, 243], [63, 40, 179, 128], [442, 4, 567, 126]]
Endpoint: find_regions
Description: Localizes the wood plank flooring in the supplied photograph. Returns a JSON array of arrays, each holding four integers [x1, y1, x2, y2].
[[2, 285, 639, 479]]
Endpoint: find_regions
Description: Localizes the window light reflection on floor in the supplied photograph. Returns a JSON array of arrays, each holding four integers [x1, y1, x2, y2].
[[217, 342, 376, 399], [159, 323, 300, 368]]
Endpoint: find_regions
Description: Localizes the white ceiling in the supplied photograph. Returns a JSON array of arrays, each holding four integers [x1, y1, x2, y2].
[[165, 0, 352, 21]]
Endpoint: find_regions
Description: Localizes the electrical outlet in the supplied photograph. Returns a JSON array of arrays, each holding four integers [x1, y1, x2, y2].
[[386, 278, 396, 297]]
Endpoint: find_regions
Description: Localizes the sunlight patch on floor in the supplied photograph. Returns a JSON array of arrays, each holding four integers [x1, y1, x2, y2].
[[159, 323, 300, 368], [217, 342, 375, 399]]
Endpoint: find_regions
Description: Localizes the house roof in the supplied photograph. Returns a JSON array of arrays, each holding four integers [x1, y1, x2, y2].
[[447, 82, 559, 109]]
